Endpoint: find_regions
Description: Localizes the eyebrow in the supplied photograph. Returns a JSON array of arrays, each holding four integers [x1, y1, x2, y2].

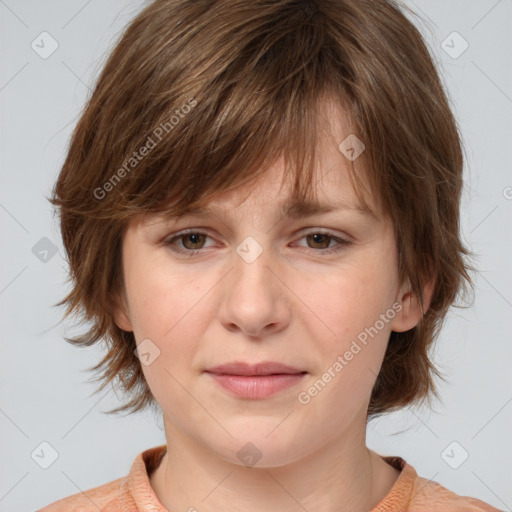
[[171, 198, 377, 221], [281, 198, 376, 220]]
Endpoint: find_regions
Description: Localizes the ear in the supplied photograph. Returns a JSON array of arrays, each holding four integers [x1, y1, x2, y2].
[[390, 275, 435, 333], [113, 289, 134, 332]]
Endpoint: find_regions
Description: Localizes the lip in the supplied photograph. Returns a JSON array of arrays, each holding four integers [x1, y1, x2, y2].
[[206, 361, 304, 376], [207, 373, 306, 399], [205, 361, 307, 399]]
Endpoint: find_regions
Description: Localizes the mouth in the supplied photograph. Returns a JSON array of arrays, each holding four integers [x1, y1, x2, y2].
[[204, 361, 307, 399], [205, 361, 305, 376]]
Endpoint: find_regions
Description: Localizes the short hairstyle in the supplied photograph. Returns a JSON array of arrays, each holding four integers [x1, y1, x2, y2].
[[49, 0, 475, 419]]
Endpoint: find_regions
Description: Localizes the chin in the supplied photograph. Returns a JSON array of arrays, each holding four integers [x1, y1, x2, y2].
[[208, 426, 307, 468]]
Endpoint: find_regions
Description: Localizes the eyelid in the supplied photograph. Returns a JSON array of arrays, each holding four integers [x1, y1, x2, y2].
[[163, 228, 218, 249], [164, 227, 351, 243], [294, 226, 353, 241], [166, 224, 352, 239], [163, 227, 353, 256]]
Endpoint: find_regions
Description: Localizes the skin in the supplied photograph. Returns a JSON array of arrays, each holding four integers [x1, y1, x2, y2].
[[114, 100, 433, 512]]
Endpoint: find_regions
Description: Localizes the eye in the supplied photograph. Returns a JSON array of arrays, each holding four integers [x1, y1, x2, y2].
[[293, 231, 351, 254], [163, 229, 351, 257], [164, 231, 214, 256]]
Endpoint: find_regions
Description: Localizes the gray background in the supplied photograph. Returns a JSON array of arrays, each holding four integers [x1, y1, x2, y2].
[[1, 1, 511, 511]]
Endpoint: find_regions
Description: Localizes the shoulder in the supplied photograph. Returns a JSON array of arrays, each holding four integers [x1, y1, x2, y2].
[[409, 474, 503, 512], [36, 476, 125, 512], [35, 444, 167, 512], [376, 455, 502, 512]]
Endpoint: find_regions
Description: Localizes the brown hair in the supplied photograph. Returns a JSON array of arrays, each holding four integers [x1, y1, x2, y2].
[[48, 0, 475, 419]]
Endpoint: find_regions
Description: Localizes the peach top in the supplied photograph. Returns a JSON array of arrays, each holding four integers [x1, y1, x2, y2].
[[38, 444, 502, 511]]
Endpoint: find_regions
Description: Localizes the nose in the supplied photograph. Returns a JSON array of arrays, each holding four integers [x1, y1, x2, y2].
[[218, 238, 291, 338]]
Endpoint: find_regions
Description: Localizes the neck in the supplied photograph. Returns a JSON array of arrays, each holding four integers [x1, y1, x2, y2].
[[149, 416, 400, 512]]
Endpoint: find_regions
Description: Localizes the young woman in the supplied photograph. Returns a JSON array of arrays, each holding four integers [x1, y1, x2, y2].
[[39, 0, 501, 510]]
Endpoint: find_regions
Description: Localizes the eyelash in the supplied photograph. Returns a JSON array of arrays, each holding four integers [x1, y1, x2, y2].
[[163, 229, 351, 257]]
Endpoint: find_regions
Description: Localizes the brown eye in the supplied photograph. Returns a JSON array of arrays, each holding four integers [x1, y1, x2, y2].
[[180, 233, 207, 250], [305, 233, 333, 249], [164, 229, 351, 258], [164, 231, 214, 256], [295, 231, 351, 255]]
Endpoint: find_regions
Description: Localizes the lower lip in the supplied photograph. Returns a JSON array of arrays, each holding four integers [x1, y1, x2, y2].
[[206, 372, 306, 399]]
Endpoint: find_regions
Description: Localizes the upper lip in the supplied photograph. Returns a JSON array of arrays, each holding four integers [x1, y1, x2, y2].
[[205, 361, 305, 376]]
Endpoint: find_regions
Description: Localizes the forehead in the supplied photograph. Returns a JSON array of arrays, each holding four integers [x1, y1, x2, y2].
[[196, 98, 379, 217], [173, 169, 377, 222], [142, 151, 381, 232], [139, 95, 383, 228]]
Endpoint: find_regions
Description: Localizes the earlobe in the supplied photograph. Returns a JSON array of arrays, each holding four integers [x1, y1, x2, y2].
[[113, 292, 134, 332], [391, 276, 435, 333]]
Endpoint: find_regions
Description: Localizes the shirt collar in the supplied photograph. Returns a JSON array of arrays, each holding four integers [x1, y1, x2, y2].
[[119, 444, 168, 511], [119, 445, 416, 511]]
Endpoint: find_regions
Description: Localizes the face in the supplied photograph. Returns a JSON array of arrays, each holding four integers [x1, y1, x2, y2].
[[114, 105, 426, 468]]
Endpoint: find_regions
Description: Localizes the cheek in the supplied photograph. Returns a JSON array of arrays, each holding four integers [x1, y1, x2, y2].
[[125, 262, 207, 399], [295, 274, 393, 425], [123, 256, 223, 399], [296, 263, 395, 343], [123, 247, 206, 338], [292, 260, 397, 412]]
